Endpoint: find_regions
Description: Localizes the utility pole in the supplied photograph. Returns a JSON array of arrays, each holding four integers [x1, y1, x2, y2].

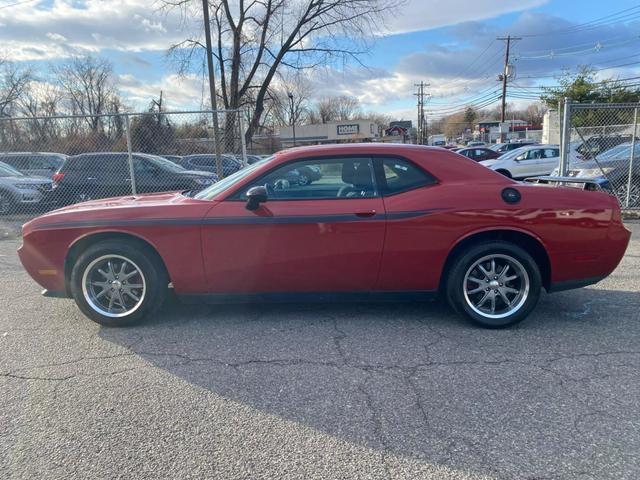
[[288, 92, 296, 147], [414, 82, 430, 145], [497, 35, 521, 143], [202, 0, 224, 179]]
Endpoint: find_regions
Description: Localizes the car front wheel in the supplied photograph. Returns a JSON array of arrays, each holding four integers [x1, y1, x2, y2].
[[446, 241, 541, 328], [70, 240, 167, 326]]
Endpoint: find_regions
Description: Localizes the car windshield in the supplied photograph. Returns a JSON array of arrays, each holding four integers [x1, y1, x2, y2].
[[193, 156, 273, 200], [0, 161, 24, 177], [143, 154, 186, 172]]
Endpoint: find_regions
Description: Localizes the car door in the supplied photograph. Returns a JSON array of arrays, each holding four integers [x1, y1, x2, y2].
[[374, 156, 441, 291], [536, 148, 560, 176], [200, 156, 386, 294], [512, 149, 542, 178]]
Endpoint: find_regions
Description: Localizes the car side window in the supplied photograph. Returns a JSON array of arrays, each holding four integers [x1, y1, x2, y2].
[[525, 149, 541, 160], [379, 157, 437, 195], [543, 149, 559, 158], [133, 157, 159, 174], [6, 156, 28, 169], [237, 157, 376, 200], [28, 156, 51, 169]]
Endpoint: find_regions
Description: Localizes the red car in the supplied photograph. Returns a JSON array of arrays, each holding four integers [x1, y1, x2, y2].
[[18, 144, 630, 328]]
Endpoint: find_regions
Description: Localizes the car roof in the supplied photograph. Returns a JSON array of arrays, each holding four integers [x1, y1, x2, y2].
[[0, 151, 67, 157]]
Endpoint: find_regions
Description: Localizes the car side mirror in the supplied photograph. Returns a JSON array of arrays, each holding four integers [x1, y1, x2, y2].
[[246, 185, 268, 211], [515, 155, 524, 161]]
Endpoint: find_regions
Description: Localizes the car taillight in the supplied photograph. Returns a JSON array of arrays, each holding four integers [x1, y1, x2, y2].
[[52, 172, 65, 183]]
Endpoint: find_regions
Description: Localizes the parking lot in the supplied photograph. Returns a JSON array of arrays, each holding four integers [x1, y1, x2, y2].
[[0, 223, 638, 480]]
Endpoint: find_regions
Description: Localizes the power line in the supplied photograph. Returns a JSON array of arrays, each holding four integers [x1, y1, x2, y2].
[[0, 0, 37, 9], [519, 5, 640, 38]]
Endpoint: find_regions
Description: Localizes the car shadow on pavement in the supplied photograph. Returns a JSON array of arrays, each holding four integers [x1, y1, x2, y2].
[[99, 288, 640, 479]]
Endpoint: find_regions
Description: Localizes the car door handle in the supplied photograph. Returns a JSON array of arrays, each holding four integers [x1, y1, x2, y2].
[[355, 210, 376, 218]]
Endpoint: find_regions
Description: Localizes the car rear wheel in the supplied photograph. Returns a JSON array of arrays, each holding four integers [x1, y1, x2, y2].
[[70, 240, 167, 326], [446, 241, 541, 328], [495, 169, 512, 178]]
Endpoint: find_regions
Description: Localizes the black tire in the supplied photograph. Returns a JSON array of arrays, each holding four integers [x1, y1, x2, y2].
[[445, 241, 541, 328], [495, 169, 512, 178], [70, 240, 168, 327]]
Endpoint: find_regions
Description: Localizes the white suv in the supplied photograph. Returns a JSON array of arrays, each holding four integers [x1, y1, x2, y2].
[[479, 145, 560, 179]]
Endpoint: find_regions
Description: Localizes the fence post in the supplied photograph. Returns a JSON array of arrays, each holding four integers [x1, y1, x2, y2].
[[625, 107, 638, 208], [212, 110, 224, 179], [239, 111, 248, 167], [124, 114, 137, 195], [559, 97, 572, 177]]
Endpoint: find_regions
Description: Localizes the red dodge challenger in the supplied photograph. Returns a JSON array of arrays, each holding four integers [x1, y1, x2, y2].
[[18, 144, 630, 328]]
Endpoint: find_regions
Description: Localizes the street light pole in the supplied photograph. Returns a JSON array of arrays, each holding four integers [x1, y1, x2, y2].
[[288, 92, 296, 147]]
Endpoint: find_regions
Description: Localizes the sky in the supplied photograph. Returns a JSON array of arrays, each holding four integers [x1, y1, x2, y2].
[[1, 0, 639, 122]]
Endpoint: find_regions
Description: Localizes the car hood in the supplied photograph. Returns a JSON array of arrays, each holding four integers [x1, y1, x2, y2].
[[479, 159, 500, 168], [48, 191, 189, 214]]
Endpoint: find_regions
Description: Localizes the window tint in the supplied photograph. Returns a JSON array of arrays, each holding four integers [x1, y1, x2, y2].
[[2, 155, 28, 169], [543, 149, 559, 158], [380, 157, 436, 195], [65, 155, 126, 172], [28, 156, 51, 169], [238, 157, 376, 200], [133, 157, 159, 174]]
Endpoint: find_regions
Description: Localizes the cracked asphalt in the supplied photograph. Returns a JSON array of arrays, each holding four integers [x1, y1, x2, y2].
[[1, 223, 639, 480]]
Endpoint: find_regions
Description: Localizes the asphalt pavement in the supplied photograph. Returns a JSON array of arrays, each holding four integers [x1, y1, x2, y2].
[[1, 223, 639, 480]]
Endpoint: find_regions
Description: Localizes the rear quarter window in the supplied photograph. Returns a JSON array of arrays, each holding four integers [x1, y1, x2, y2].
[[379, 157, 437, 195]]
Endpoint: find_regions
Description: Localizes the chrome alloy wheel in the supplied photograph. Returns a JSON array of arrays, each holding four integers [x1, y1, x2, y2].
[[81, 255, 146, 318], [463, 254, 530, 319]]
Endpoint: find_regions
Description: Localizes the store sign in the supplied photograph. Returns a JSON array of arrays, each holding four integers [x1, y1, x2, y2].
[[337, 124, 359, 135]]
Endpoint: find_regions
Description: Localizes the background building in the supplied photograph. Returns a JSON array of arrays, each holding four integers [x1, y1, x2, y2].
[[280, 120, 379, 148]]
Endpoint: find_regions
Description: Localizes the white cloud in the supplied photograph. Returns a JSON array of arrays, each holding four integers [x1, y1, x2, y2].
[[118, 73, 205, 111], [383, 0, 548, 34], [0, 0, 195, 60]]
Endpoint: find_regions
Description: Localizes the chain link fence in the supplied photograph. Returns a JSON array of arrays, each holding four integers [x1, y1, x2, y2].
[[559, 102, 639, 210], [0, 110, 247, 217]]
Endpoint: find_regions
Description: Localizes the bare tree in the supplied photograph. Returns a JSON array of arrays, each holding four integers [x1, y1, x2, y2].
[[163, 0, 400, 143], [309, 95, 362, 123], [0, 58, 32, 117], [53, 56, 120, 131], [265, 75, 312, 128]]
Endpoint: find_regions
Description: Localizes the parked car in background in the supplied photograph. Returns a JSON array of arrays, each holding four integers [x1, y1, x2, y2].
[[178, 154, 243, 176], [574, 134, 635, 160], [456, 147, 501, 162], [0, 161, 54, 214], [246, 154, 264, 164], [0, 152, 67, 178], [490, 141, 536, 154], [19, 144, 630, 329], [551, 142, 640, 207], [51, 152, 216, 205], [480, 145, 560, 179]]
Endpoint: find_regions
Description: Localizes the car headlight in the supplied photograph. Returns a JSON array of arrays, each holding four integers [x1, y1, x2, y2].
[[573, 167, 616, 178], [14, 184, 38, 190], [194, 178, 213, 185]]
